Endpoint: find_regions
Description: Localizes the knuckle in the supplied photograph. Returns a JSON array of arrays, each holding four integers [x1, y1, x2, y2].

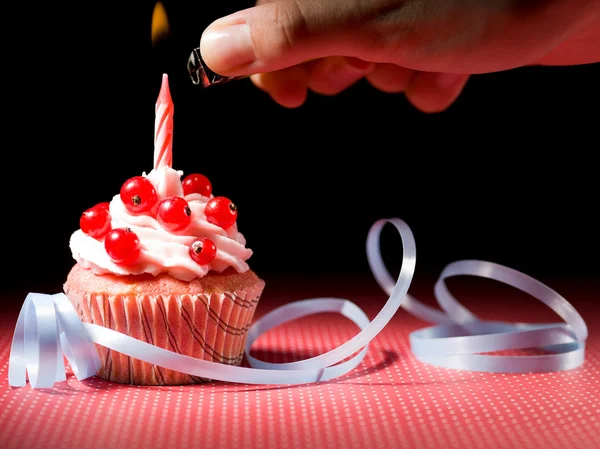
[[268, 0, 308, 57]]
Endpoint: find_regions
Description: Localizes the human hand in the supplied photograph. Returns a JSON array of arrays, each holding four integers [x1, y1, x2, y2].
[[199, 0, 599, 112]]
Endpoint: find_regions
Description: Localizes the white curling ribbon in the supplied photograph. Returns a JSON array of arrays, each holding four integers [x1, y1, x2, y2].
[[9, 293, 101, 388], [8, 218, 588, 388]]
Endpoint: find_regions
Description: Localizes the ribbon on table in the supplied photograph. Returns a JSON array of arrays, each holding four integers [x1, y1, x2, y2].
[[8, 218, 588, 389]]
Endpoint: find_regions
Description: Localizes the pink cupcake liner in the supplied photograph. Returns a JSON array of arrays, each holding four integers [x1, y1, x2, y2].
[[65, 282, 264, 385]]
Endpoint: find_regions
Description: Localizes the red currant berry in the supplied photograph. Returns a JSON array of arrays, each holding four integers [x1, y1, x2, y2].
[[120, 176, 158, 214], [97, 202, 110, 211], [189, 237, 217, 265], [80, 204, 112, 239], [204, 196, 237, 229], [182, 173, 212, 197], [157, 197, 192, 232], [104, 228, 140, 266]]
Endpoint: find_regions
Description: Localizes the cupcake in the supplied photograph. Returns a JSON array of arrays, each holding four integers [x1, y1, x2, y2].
[[63, 74, 265, 385]]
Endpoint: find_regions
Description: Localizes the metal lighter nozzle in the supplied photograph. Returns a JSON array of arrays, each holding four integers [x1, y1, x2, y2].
[[187, 47, 247, 87]]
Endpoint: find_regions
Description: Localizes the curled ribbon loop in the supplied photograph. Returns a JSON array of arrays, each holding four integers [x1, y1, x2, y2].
[[8, 218, 587, 388], [408, 260, 587, 372], [9, 293, 100, 388]]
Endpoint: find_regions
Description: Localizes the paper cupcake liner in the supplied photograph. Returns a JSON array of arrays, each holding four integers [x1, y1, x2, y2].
[[66, 282, 264, 385]]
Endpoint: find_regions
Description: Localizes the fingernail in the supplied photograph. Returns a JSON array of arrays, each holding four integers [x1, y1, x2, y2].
[[434, 72, 463, 89], [200, 24, 255, 73]]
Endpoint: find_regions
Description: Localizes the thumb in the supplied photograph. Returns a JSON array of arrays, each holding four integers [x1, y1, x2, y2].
[[199, 0, 367, 76]]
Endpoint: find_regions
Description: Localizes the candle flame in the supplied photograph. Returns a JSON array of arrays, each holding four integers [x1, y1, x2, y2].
[[151, 1, 170, 46]]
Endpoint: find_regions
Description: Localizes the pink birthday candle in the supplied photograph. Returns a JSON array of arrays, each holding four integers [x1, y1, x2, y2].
[[154, 73, 174, 169]]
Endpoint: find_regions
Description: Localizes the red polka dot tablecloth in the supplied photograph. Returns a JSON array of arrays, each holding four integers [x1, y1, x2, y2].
[[1, 277, 598, 449]]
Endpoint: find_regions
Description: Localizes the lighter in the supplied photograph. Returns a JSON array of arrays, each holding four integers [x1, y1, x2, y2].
[[187, 47, 247, 87]]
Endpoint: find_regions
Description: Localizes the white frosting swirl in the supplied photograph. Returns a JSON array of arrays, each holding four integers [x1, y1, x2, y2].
[[69, 166, 253, 281]]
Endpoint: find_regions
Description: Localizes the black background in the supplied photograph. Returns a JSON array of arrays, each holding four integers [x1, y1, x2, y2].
[[6, 1, 599, 295]]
